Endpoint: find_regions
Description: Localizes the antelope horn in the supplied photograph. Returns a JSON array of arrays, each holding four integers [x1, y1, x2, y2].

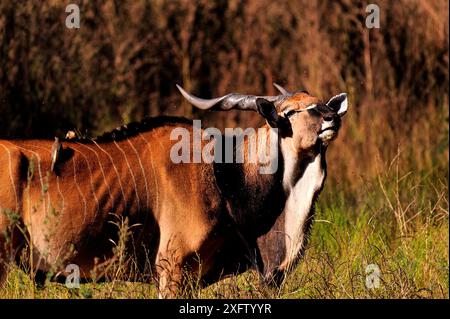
[[176, 84, 282, 112], [273, 83, 291, 95], [273, 83, 310, 96]]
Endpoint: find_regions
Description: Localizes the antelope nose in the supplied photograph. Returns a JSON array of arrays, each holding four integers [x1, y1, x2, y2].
[[323, 115, 334, 122]]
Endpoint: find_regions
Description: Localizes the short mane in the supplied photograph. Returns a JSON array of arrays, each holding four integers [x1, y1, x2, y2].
[[68, 116, 193, 143]]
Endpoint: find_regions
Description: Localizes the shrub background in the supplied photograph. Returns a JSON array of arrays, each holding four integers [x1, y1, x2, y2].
[[0, 0, 448, 183]]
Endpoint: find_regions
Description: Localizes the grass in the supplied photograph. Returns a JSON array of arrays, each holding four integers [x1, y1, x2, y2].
[[1, 147, 448, 299]]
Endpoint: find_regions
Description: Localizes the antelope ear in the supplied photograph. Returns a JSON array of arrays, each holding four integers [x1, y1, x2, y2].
[[326, 93, 348, 116], [256, 98, 281, 128]]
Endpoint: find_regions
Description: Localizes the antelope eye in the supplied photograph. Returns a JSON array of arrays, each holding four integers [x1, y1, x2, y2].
[[307, 108, 321, 117], [285, 110, 298, 118]]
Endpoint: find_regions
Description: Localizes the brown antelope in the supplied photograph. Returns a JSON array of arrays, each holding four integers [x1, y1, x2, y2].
[[0, 84, 347, 297]]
